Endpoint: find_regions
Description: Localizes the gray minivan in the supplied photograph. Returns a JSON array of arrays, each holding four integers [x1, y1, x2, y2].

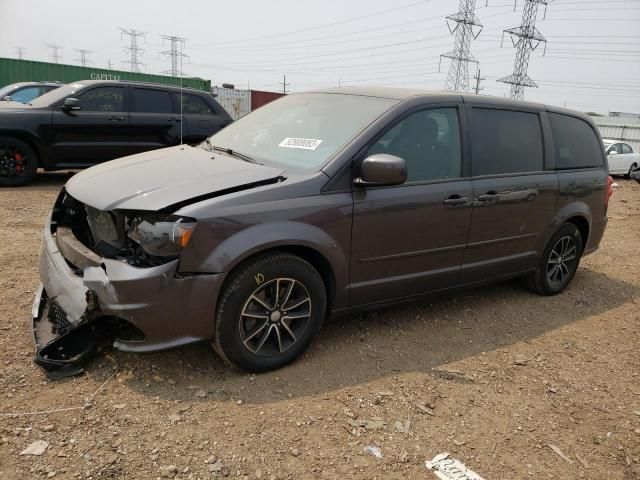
[[33, 87, 612, 373]]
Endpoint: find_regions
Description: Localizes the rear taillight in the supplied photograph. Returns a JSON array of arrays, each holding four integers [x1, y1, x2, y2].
[[606, 175, 614, 205]]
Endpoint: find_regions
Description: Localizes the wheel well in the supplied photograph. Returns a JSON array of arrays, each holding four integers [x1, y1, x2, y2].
[[566, 216, 590, 248], [224, 246, 336, 311], [0, 132, 41, 166]]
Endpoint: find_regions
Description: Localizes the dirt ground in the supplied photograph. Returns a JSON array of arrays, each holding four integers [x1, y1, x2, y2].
[[0, 172, 638, 480]]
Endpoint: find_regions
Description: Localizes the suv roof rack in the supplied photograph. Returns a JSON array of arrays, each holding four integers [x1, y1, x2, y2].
[[113, 79, 202, 92]]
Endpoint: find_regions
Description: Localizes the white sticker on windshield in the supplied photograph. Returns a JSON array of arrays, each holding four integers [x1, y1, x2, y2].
[[278, 137, 323, 151]]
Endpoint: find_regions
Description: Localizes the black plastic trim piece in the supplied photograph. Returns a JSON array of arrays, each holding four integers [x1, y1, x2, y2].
[[160, 176, 286, 213]]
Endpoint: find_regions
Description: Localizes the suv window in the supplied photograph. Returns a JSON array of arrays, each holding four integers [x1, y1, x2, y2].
[[174, 93, 213, 114], [78, 87, 125, 112], [471, 108, 544, 176], [132, 88, 173, 113], [621, 143, 633, 154], [549, 113, 603, 169], [367, 108, 461, 182]]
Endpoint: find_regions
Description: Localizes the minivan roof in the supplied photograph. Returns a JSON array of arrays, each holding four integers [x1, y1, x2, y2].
[[309, 86, 585, 118]]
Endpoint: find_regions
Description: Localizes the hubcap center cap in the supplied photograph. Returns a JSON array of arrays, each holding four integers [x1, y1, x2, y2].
[[270, 310, 282, 323]]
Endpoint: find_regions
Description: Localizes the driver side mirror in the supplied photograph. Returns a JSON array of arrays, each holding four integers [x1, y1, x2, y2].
[[608, 150, 618, 156], [354, 154, 407, 187], [61, 97, 81, 111]]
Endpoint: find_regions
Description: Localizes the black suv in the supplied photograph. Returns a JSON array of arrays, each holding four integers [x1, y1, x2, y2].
[[0, 80, 232, 186]]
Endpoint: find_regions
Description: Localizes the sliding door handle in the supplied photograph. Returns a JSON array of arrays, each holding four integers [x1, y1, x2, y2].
[[477, 193, 499, 202]]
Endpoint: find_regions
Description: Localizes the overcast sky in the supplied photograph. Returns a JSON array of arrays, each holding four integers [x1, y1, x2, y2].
[[1, 0, 639, 113]]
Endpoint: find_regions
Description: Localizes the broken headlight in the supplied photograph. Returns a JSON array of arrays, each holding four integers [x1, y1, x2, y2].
[[127, 214, 197, 257]]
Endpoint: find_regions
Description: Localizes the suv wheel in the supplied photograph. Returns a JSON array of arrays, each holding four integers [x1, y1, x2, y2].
[[0, 136, 38, 187], [213, 252, 327, 372], [524, 223, 583, 296]]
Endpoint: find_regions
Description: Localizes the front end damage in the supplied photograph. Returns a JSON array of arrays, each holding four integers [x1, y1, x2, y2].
[[32, 189, 223, 378]]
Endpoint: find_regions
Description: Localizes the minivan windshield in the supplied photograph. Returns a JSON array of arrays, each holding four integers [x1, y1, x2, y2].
[[29, 83, 87, 107], [204, 92, 397, 172]]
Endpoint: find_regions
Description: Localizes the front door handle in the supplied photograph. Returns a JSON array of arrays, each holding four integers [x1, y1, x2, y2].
[[109, 116, 125, 122], [167, 117, 182, 122], [443, 195, 470, 206]]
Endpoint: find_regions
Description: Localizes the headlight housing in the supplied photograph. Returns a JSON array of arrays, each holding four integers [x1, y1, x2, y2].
[[127, 214, 197, 257]]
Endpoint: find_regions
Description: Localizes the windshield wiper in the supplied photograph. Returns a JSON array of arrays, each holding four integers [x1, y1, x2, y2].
[[211, 145, 261, 165]]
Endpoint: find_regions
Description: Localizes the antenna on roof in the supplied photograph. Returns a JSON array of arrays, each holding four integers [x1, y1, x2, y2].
[[180, 42, 183, 145]]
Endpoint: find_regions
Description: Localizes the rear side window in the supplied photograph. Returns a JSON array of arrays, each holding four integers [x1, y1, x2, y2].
[[174, 93, 213, 114], [621, 143, 633, 154], [132, 88, 173, 113], [471, 108, 544, 176], [78, 87, 125, 112], [549, 113, 603, 169]]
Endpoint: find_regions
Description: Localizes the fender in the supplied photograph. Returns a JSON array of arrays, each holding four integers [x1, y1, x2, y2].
[[180, 220, 350, 308], [539, 201, 592, 252]]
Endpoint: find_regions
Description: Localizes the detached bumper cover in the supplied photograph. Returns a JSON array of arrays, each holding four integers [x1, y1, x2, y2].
[[33, 218, 224, 353]]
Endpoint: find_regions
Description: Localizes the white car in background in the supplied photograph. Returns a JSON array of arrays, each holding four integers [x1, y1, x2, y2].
[[603, 139, 640, 177]]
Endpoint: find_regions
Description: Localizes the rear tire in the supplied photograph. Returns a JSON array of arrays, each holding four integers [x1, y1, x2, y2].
[[626, 163, 638, 179], [524, 223, 583, 296], [0, 136, 38, 187], [213, 252, 327, 372]]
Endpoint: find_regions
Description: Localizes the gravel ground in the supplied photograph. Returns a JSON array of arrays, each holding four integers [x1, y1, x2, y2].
[[0, 172, 638, 480]]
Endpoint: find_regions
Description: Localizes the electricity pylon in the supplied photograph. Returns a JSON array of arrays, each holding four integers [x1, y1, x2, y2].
[[498, 0, 551, 100], [160, 35, 188, 77], [120, 27, 146, 73], [440, 0, 483, 93]]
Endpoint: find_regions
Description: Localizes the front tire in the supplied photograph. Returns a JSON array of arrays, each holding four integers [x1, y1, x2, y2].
[[213, 252, 327, 372], [627, 163, 638, 179], [524, 223, 583, 296], [0, 136, 38, 187]]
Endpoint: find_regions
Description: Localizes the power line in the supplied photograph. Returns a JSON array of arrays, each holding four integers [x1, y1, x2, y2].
[[160, 35, 188, 77], [193, 8, 518, 54], [191, 4, 633, 54], [441, 0, 483, 92], [211, 0, 438, 47], [120, 27, 146, 73], [46, 44, 63, 63], [74, 49, 92, 67], [13, 47, 26, 60], [498, 0, 550, 100]]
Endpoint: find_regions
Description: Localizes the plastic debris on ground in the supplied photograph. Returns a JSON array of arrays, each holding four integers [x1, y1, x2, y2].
[[364, 445, 383, 459], [425, 453, 486, 480]]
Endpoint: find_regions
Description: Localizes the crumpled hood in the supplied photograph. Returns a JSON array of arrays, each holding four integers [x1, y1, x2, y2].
[[66, 145, 286, 211]]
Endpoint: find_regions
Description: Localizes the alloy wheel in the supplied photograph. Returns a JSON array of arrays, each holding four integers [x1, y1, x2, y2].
[[546, 236, 578, 285], [0, 144, 27, 179], [239, 278, 312, 356]]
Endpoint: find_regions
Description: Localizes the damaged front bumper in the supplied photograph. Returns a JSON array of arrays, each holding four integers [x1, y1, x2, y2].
[[32, 212, 225, 363]]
